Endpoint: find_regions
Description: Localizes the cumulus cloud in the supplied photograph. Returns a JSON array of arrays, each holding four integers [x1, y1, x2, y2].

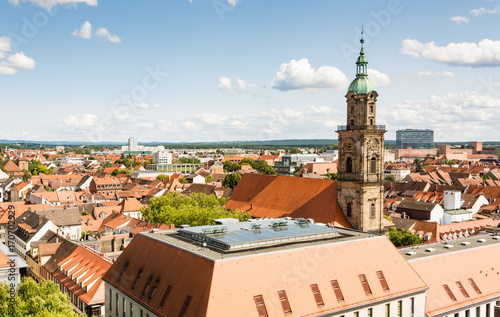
[[217, 77, 257, 94], [95, 28, 121, 43], [410, 71, 455, 80], [271, 58, 349, 91], [0, 37, 36, 75], [308, 105, 332, 116], [401, 38, 500, 67], [367, 69, 391, 87], [227, 0, 239, 6], [8, 0, 98, 10], [136, 102, 161, 109], [379, 91, 500, 141], [450, 16, 470, 24], [72, 21, 92, 39], [64, 114, 100, 128], [470, 6, 500, 16]]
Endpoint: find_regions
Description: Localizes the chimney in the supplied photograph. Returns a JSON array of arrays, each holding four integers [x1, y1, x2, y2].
[[38, 215, 43, 225]]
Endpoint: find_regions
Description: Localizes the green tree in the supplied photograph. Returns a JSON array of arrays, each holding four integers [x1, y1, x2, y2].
[[28, 160, 52, 176], [205, 175, 212, 183], [141, 192, 251, 227], [251, 160, 276, 175], [384, 175, 396, 182], [156, 174, 169, 181], [413, 158, 424, 173], [22, 169, 31, 182], [223, 173, 242, 189], [388, 227, 423, 247], [0, 165, 8, 174], [0, 278, 78, 317], [325, 172, 337, 180], [177, 157, 202, 164], [102, 161, 112, 168], [223, 161, 239, 173], [111, 169, 131, 176]]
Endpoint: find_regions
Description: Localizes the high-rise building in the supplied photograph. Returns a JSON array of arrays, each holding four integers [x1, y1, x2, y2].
[[336, 36, 386, 233], [396, 129, 434, 149], [128, 137, 138, 151]]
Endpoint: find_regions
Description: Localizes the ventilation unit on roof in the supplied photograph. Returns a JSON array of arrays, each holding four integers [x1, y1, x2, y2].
[[250, 223, 261, 230], [406, 251, 417, 256], [461, 242, 471, 246], [444, 245, 454, 249], [492, 236, 500, 240], [425, 248, 435, 252], [271, 221, 288, 228], [477, 239, 487, 243]]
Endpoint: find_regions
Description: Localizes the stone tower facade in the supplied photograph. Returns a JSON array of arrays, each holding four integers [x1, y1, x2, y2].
[[336, 38, 386, 233]]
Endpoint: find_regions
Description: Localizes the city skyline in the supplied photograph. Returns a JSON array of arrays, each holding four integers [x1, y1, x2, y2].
[[1, 0, 500, 143]]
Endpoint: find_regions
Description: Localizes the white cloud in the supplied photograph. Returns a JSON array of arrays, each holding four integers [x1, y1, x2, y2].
[[64, 114, 100, 129], [0, 42, 36, 75], [72, 21, 92, 39], [194, 113, 230, 125], [410, 71, 456, 80], [152, 103, 160, 108], [470, 6, 500, 16], [367, 69, 391, 87], [8, 0, 98, 10], [95, 28, 121, 43], [308, 105, 332, 116], [271, 58, 349, 91], [450, 16, 470, 24], [0, 36, 11, 59], [217, 77, 257, 94], [227, 0, 239, 6], [137, 102, 150, 109], [379, 91, 500, 141], [401, 38, 500, 67], [180, 121, 202, 131]]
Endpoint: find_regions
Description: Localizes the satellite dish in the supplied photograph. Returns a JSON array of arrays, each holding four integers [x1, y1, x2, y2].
[[203, 242, 207, 247]]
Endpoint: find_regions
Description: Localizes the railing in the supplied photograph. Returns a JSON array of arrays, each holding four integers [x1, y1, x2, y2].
[[337, 125, 386, 131]]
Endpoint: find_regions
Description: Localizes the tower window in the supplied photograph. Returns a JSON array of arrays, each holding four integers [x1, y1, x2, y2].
[[370, 118, 374, 125], [347, 157, 352, 173], [370, 157, 376, 173], [370, 105, 373, 113], [350, 106, 354, 114], [370, 204, 376, 219], [350, 119, 354, 126], [346, 203, 352, 217]]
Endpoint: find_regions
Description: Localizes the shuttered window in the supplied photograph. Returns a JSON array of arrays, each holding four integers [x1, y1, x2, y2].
[[141, 276, 153, 298], [330, 280, 344, 302], [131, 270, 142, 290], [253, 295, 269, 317], [310, 284, 324, 307], [377, 270, 390, 291], [456, 281, 469, 298], [277, 290, 292, 315], [118, 262, 129, 282], [147, 279, 160, 302], [359, 274, 372, 295], [443, 284, 457, 301], [178, 295, 192, 317], [158, 285, 172, 308]]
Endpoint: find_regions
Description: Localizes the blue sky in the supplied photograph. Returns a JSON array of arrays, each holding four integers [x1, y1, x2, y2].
[[1, 0, 500, 143]]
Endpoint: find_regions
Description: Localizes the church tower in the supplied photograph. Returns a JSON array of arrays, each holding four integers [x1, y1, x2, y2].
[[336, 36, 386, 233]]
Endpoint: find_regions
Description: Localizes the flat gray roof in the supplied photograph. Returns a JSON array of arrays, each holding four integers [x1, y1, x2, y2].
[[400, 232, 500, 261]]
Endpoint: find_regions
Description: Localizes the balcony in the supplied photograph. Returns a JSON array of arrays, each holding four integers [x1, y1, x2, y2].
[[337, 125, 386, 131]]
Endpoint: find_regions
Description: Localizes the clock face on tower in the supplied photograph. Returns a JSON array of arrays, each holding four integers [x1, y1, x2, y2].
[[345, 141, 353, 150], [369, 139, 378, 151]]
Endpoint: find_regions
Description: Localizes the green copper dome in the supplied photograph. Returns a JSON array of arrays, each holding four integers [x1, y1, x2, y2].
[[347, 38, 376, 95]]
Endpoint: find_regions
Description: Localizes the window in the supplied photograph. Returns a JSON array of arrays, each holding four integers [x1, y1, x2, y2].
[[370, 157, 376, 173], [122, 297, 126, 317], [370, 118, 373, 125], [118, 262, 129, 282], [465, 309, 470, 317], [158, 285, 172, 308], [456, 281, 469, 298], [410, 297, 414, 314], [147, 279, 160, 302], [350, 106, 354, 114], [346, 203, 352, 217], [140, 310, 143, 317], [131, 270, 142, 290], [370, 105, 373, 113], [377, 271, 389, 291], [454, 313, 458, 317], [476, 307, 480, 316], [116, 293, 118, 315], [367, 308, 373, 317], [141, 276, 153, 298], [253, 295, 268, 317], [130, 302, 133, 317], [443, 284, 457, 301], [370, 204, 376, 219], [359, 274, 372, 295], [486, 303, 490, 317], [397, 300, 402, 317], [468, 278, 482, 294], [346, 157, 353, 173], [330, 280, 344, 302], [109, 289, 112, 312], [350, 119, 355, 125], [385, 303, 390, 317], [354, 312, 359, 317], [310, 284, 324, 307], [277, 290, 292, 315], [178, 295, 192, 317]]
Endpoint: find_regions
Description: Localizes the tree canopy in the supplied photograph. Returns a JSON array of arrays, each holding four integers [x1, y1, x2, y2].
[[0, 278, 78, 317], [413, 158, 424, 173], [28, 160, 53, 176], [223, 159, 276, 175], [388, 227, 423, 247], [222, 173, 242, 189], [384, 175, 396, 182], [111, 169, 131, 176], [176, 157, 202, 164], [141, 192, 251, 227], [156, 174, 169, 181]]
